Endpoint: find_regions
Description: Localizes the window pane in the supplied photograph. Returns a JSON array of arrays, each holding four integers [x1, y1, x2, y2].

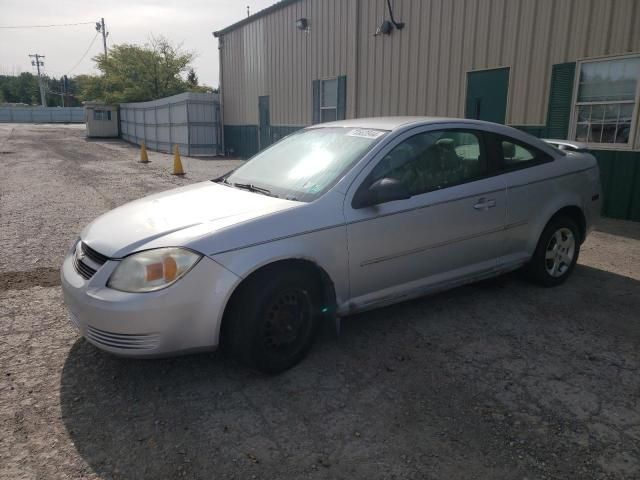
[[369, 130, 486, 196], [620, 103, 634, 122], [578, 57, 640, 102], [321, 79, 338, 108], [591, 104, 605, 121], [577, 105, 591, 122], [321, 108, 337, 123], [575, 123, 589, 142], [589, 123, 604, 143], [616, 123, 632, 144]]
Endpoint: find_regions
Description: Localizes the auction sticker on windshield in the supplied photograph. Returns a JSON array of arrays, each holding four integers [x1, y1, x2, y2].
[[346, 129, 386, 139]]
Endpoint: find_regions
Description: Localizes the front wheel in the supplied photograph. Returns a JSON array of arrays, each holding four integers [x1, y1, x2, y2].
[[225, 267, 321, 374], [524, 216, 580, 287]]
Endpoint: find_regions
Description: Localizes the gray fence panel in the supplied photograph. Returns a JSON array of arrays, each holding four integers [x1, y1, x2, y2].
[[0, 107, 84, 123], [119, 92, 220, 156]]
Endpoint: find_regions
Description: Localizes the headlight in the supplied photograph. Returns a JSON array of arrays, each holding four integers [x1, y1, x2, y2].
[[107, 247, 202, 293]]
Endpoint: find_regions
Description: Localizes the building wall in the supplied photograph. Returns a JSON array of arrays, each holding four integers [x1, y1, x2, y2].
[[221, 0, 356, 127], [218, 0, 640, 220], [220, 0, 640, 128]]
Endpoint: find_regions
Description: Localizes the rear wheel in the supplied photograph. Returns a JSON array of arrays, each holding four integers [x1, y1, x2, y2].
[[524, 216, 580, 287], [225, 267, 321, 374]]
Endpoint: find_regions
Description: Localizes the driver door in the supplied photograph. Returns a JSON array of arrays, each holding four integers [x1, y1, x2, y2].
[[344, 126, 507, 309]]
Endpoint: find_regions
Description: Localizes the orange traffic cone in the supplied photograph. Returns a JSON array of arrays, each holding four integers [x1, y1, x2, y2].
[[139, 142, 149, 163], [172, 145, 185, 175]]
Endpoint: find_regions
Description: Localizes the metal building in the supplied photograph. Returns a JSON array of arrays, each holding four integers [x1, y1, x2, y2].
[[214, 0, 640, 221], [85, 103, 119, 138]]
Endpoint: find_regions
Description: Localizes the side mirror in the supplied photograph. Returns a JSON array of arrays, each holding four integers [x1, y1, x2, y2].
[[352, 177, 411, 209]]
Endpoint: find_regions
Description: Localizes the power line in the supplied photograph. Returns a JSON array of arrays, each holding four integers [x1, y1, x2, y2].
[[67, 31, 100, 75], [0, 21, 94, 29]]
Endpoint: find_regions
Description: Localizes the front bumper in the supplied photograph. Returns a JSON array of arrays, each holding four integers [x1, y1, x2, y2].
[[61, 248, 241, 357]]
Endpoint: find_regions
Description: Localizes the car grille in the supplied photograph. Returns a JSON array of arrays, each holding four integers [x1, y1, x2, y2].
[[86, 325, 161, 350], [73, 255, 97, 279], [81, 242, 109, 264], [73, 242, 109, 280]]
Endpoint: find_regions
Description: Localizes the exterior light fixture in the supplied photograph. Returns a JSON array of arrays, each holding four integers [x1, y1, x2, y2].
[[296, 18, 309, 31], [375, 20, 393, 36], [374, 0, 405, 36]]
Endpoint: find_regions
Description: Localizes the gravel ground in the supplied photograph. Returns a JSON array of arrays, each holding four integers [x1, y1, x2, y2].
[[1, 124, 639, 480]]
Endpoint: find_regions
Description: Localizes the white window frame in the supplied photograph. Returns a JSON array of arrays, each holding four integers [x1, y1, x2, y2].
[[319, 77, 338, 123], [569, 53, 640, 150]]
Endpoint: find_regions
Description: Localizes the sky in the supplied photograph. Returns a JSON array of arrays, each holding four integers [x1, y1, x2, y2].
[[0, 0, 276, 87]]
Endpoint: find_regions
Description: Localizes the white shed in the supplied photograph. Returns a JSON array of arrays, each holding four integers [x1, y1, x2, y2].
[[85, 103, 119, 138]]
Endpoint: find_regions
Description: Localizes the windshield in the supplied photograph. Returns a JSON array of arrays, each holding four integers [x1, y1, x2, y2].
[[222, 127, 387, 202]]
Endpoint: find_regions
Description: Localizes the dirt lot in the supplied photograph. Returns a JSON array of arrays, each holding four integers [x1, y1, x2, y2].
[[1, 124, 639, 479]]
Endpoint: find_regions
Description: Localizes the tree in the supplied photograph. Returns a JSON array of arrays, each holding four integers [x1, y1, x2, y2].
[[75, 74, 106, 103], [187, 68, 198, 87], [0, 72, 40, 104], [90, 36, 195, 103]]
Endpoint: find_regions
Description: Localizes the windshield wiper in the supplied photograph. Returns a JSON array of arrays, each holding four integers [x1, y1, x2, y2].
[[232, 182, 277, 198]]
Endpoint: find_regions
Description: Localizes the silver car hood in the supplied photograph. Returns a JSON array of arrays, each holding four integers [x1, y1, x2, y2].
[[81, 181, 300, 258]]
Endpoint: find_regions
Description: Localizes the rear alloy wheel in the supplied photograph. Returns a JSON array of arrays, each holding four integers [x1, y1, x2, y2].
[[544, 227, 576, 278], [525, 216, 580, 287], [225, 267, 321, 374]]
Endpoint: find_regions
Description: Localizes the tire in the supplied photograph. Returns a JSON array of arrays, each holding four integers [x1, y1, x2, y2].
[[524, 215, 580, 287], [225, 266, 321, 374]]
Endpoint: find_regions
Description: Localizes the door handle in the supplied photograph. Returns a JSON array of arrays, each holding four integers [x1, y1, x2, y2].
[[473, 198, 496, 210]]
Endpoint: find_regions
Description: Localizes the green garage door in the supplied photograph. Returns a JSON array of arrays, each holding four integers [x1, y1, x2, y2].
[[465, 68, 510, 124]]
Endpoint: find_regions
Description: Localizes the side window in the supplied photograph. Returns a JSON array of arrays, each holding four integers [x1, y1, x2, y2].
[[368, 130, 487, 197], [93, 109, 111, 121], [497, 136, 551, 170]]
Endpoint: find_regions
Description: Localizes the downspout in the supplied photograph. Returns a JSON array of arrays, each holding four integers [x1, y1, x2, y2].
[[217, 35, 226, 156]]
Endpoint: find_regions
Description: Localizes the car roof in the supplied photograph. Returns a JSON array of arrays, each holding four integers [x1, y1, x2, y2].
[[311, 116, 536, 132], [308, 116, 560, 156], [311, 116, 454, 131]]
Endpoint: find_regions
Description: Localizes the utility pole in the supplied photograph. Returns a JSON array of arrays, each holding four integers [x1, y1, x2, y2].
[[95, 18, 108, 57], [29, 53, 46, 106]]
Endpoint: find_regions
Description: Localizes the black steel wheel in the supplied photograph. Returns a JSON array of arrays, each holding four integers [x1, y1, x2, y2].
[[225, 266, 321, 374]]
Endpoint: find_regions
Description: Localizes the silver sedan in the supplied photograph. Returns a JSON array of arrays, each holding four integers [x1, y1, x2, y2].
[[61, 117, 601, 373]]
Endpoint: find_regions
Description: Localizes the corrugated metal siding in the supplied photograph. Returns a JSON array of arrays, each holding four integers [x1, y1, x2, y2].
[[221, 0, 354, 127], [596, 151, 640, 221], [119, 92, 221, 155], [220, 0, 640, 129], [0, 106, 84, 123]]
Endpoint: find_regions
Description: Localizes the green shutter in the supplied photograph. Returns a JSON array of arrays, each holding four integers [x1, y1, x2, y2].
[[312, 80, 320, 124], [337, 75, 347, 120], [545, 62, 576, 139]]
